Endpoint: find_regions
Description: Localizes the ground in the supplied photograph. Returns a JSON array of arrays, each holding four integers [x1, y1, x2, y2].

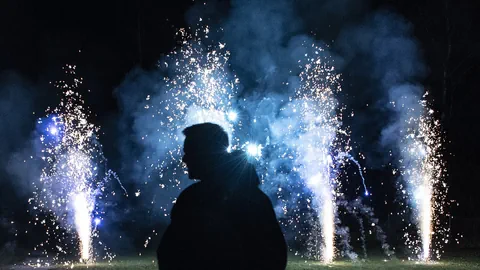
[[7, 253, 480, 270]]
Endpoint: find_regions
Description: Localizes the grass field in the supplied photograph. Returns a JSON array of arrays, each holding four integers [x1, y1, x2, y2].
[[8, 253, 480, 270]]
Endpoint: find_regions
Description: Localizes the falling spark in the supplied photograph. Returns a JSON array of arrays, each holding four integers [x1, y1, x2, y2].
[[338, 153, 369, 196]]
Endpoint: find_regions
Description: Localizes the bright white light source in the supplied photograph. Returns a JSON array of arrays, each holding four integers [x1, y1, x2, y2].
[[94, 218, 101, 225], [73, 192, 93, 261], [246, 143, 262, 157], [227, 111, 238, 122], [49, 126, 58, 135]]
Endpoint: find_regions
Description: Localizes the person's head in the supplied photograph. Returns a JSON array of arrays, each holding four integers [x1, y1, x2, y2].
[[182, 123, 229, 180]]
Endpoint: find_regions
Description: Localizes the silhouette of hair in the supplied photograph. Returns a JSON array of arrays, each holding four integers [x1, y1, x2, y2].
[[182, 123, 229, 154]]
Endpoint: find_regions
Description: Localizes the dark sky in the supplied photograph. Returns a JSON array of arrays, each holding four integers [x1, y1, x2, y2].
[[1, 0, 480, 255], [1, 0, 477, 125], [0, 0, 195, 111]]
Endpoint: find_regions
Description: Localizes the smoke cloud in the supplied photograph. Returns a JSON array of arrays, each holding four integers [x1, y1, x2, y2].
[[0, 72, 41, 199], [0, 71, 45, 259]]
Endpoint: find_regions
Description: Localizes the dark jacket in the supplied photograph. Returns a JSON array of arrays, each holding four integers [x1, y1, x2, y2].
[[157, 152, 287, 270]]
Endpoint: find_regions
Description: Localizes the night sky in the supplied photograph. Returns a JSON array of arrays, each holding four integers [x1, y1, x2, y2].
[[1, 0, 480, 259]]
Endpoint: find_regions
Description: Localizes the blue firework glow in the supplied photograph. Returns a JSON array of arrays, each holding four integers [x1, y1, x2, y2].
[[227, 111, 238, 122]]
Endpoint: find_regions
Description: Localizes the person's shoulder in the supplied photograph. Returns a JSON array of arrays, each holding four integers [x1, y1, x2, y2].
[[177, 182, 204, 201], [170, 182, 203, 219], [259, 188, 273, 204], [244, 188, 279, 222], [248, 187, 274, 206]]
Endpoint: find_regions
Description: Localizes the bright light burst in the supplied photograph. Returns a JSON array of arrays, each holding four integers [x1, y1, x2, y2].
[[227, 110, 238, 122], [49, 126, 58, 136], [393, 92, 448, 261], [30, 65, 116, 266], [246, 142, 262, 158], [94, 218, 101, 226]]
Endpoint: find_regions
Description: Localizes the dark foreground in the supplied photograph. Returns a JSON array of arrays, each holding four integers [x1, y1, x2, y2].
[[5, 253, 480, 270]]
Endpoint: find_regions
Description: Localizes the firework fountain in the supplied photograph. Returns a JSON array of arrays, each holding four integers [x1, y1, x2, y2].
[[30, 65, 117, 265], [268, 44, 389, 262], [278, 45, 345, 263], [390, 90, 448, 261]]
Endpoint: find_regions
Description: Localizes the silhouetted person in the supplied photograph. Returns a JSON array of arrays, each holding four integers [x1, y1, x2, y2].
[[157, 123, 287, 270]]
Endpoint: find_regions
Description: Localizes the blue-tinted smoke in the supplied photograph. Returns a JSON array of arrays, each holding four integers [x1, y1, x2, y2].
[[0, 72, 40, 197], [0, 72, 44, 258], [337, 7, 432, 258], [335, 10, 426, 144]]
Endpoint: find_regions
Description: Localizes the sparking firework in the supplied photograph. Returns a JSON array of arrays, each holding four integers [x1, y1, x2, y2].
[[138, 23, 240, 205], [260, 42, 394, 262], [267, 44, 347, 263], [393, 91, 448, 261], [293, 45, 346, 263], [29, 65, 116, 266]]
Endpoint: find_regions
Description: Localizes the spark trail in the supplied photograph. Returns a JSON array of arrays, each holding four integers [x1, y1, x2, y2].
[[337, 153, 369, 196]]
